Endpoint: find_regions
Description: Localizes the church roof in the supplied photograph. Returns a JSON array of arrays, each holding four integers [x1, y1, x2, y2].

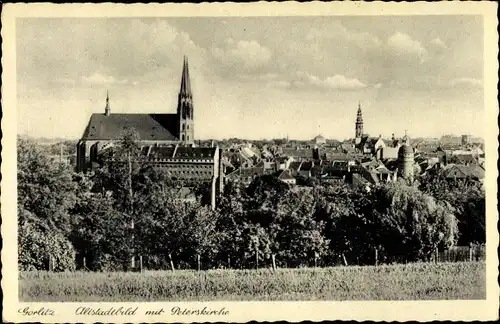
[[81, 113, 179, 141]]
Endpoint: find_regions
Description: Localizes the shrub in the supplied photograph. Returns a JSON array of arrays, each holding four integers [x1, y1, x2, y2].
[[18, 214, 76, 272]]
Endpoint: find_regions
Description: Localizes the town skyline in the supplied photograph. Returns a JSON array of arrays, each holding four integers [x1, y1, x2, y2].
[[17, 16, 484, 141]]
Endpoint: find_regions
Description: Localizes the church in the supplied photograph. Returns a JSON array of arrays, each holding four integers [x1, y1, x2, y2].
[[76, 57, 223, 209]]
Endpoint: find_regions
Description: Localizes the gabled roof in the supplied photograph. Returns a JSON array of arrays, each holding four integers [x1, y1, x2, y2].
[[454, 154, 477, 163], [324, 153, 355, 161], [81, 113, 179, 141], [300, 161, 314, 171], [281, 148, 314, 158], [278, 169, 296, 181], [445, 164, 485, 179], [227, 167, 265, 178]]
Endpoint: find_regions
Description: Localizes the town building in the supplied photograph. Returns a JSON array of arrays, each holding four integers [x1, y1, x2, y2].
[[461, 134, 472, 146], [443, 164, 485, 182], [313, 135, 326, 145], [77, 56, 196, 171], [76, 57, 223, 209]]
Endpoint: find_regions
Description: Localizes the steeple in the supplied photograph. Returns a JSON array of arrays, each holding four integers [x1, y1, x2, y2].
[[104, 90, 110, 116], [356, 102, 363, 123], [355, 102, 364, 139], [180, 55, 192, 97], [177, 56, 195, 145]]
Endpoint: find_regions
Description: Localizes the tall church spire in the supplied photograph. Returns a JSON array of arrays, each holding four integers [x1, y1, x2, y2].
[[180, 55, 192, 96], [177, 56, 194, 145], [104, 90, 111, 116]]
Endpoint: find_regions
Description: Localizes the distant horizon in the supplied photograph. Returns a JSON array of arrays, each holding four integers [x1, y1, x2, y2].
[[20, 132, 484, 143]]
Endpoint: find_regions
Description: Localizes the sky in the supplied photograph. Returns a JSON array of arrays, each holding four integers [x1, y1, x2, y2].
[[17, 16, 484, 141]]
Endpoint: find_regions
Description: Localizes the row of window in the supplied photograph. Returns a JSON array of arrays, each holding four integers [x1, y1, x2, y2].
[[149, 161, 213, 166], [161, 170, 213, 176]]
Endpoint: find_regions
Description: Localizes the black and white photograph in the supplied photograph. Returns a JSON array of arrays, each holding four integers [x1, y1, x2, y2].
[[1, 2, 498, 322]]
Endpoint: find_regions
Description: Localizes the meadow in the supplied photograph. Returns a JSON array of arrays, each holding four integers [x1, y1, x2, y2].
[[19, 262, 485, 302]]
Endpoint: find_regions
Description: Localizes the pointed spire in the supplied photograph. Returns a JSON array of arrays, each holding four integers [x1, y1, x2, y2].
[[355, 101, 364, 139], [104, 90, 111, 116], [356, 102, 363, 121], [180, 55, 192, 96]]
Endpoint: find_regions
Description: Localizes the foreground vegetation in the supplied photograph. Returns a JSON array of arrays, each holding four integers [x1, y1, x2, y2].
[[20, 262, 485, 301], [18, 133, 485, 272]]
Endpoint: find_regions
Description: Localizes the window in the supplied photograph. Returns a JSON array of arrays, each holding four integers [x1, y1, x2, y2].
[[182, 124, 185, 131], [182, 134, 185, 141], [187, 125, 189, 130], [187, 136, 190, 141]]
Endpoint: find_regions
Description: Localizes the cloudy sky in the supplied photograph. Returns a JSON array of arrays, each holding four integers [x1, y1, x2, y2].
[[17, 16, 484, 140]]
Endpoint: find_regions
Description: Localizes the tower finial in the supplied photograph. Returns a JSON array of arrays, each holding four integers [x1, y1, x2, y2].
[[104, 90, 110, 116]]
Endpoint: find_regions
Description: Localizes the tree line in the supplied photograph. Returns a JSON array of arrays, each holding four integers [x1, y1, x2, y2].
[[17, 132, 485, 272]]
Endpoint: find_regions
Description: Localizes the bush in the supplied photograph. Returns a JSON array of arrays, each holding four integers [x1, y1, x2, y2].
[[19, 217, 76, 272]]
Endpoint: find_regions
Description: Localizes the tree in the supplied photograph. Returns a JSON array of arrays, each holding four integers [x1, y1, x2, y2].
[[419, 172, 485, 245], [17, 137, 78, 234], [18, 209, 76, 271], [372, 182, 458, 262], [274, 188, 328, 267], [17, 137, 80, 271], [314, 182, 375, 265]]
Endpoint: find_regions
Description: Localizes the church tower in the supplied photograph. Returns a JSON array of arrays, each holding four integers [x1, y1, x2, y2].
[[398, 131, 414, 182], [355, 102, 364, 144], [177, 56, 194, 145]]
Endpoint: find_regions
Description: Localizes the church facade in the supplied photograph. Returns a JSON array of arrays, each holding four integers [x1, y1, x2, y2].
[[76, 57, 223, 209]]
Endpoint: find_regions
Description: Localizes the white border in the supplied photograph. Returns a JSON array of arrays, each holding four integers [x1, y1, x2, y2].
[[2, 2, 499, 322]]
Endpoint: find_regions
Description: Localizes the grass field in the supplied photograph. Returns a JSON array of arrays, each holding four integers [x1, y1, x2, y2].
[[19, 262, 485, 302]]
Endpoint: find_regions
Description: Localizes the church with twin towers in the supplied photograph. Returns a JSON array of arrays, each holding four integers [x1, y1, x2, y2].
[[76, 56, 223, 209]]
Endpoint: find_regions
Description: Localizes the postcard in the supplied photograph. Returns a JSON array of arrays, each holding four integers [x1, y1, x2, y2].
[[1, 1, 498, 322]]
